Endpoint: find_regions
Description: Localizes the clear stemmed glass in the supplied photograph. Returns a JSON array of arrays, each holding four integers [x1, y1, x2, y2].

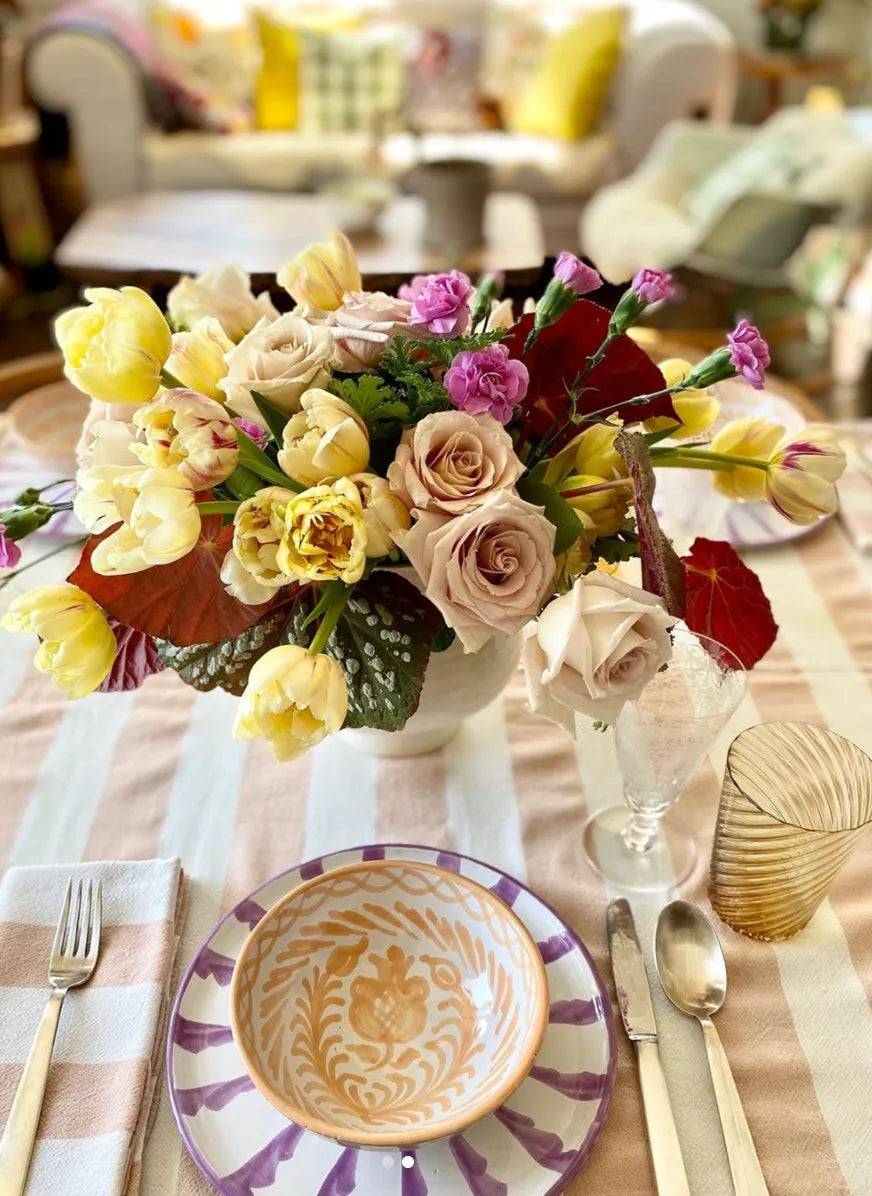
[[582, 625, 747, 892]]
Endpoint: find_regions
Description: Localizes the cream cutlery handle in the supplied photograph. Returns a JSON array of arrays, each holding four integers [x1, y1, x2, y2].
[[0, 988, 66, 1196], [701, 1017, 770, 1196], [635, 1040, 691, 1196]]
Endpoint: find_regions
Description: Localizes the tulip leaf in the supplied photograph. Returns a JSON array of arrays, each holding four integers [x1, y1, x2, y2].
[[517, 475, 583, 556], [235, 427, 302, 491], [286, 573, 443, 732], [223, 465, 264, 501], [251, 390, 291, 445], [154, 605, 295, 695]]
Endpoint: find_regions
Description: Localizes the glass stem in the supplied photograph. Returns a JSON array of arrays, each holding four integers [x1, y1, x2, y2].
[[622, 808, 661, 854]]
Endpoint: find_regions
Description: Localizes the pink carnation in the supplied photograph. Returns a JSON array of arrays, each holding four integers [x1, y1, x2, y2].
[[233, 417, 269, 449], [632, 268, 676, 305], [444, 344, 529, 425], [727, 319, 770, 390], [405, 270, 474, 337], [554, 253, 602, 295], [0, 523, 21, 569]]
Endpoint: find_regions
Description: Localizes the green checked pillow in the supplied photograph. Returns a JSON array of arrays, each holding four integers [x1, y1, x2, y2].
[[298, 28, 405, 134]]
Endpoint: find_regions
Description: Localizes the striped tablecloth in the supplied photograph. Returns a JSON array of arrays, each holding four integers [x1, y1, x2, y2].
[[2, 510, 872, 1194]]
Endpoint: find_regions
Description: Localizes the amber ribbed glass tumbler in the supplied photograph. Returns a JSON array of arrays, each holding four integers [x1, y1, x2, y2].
[[710, 722, 872, 941]]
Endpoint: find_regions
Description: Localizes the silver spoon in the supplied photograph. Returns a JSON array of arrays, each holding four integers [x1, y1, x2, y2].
[[655, 900, 770, 1196]]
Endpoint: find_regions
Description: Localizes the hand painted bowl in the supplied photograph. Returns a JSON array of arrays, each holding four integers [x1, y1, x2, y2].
[[230, 859, 549, 1148]]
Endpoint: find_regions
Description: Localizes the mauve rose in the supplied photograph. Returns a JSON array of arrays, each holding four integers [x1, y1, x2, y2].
[[522, 570, 674, 730], [727, 319, 770, 390], [554, 252, 602, 295], [328, 290, 414, 371], [405, 270, 473, 337], [398, 490, 556, 653], [219, 313, 333, 424], [387, 410, 524, 516], [444, 343, 529, 425]]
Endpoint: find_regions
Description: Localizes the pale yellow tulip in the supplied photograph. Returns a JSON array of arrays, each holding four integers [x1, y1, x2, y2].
[[133, 389, 238, 488], [278, 231, 362, 312], [90, 467, 201, 575], [710, 417, 785, 502], [278, 389, 369, 486], [165, 317, 234, 400], [55, 287, 171, 404], [350, 472, 411, 557], [1, 584, 116, 699], [227, 486, 298, 592], [544, 420, 625, 486], [560, 474, 632, 538], [645, 358, 721, 440], [278, 477, 367, 584], [766, 426, 846, 524], [234, 644, 348, 760]]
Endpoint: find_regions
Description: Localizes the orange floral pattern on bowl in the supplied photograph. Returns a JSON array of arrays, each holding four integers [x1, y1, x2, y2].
[[231, 861, 548, 1147]]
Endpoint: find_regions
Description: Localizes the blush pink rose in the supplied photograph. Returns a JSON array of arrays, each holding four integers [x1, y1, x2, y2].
[[387, 410, 524, 516], [397, 490, 556, 653], [327, 290, 414, 371]]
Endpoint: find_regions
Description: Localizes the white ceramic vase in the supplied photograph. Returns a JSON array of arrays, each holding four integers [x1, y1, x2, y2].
[[339, 630, 522, 757]]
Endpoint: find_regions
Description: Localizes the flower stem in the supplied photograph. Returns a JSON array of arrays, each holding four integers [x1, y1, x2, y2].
[[0, 536, 88, 591], [309, 583, 352, 655], [160, 368, 184, 389], [196, 500, 240, 515], [651, 448, 770, 471], [560, 478, 634, 500]]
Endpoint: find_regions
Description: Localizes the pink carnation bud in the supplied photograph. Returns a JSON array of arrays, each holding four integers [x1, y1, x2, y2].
[[406, 270, 474, 338], [233, 417, 269, 449], [554, 253, 602, 296], [444, 343, 529, 425], [632, 268, 676, 305], [727, 319, 770, 390], [0, 524, 22, 569]]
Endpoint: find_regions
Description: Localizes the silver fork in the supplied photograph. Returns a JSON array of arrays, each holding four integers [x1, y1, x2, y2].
[[0, 878, 102, 1196]]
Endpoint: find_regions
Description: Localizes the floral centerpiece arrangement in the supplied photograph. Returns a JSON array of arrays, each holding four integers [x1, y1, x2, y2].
[[0, 234, 846, 758]]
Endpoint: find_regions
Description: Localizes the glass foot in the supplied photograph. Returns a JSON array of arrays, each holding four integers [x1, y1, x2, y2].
[[581, 806, 697, 892]]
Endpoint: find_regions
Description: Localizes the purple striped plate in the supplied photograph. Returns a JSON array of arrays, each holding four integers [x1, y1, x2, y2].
[[167, 844, 616, 1196]]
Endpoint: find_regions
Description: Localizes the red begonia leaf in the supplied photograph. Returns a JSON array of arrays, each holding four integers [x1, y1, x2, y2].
[[69, 516, 275, 647], [681, 537, 778, 669], [503, 301, 675, 444], [617, 430, 686, 618], [97, 619, 164, 692]]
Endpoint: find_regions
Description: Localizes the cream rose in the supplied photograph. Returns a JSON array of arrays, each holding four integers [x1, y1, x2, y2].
[[167, 265, 277, 341], [398, 490, 556, 653], [327, 290, 414, 371], [388, 411, 524, 516], [219, 313, 333, 425], [522, 571, 674, 731]]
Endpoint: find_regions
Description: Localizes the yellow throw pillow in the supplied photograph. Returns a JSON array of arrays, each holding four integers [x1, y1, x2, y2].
[[255, 11, 299, 131], [509, 8, 626, 141]]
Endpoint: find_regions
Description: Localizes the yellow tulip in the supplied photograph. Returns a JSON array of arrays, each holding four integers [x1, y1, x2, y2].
[[73, 463, 145, 535], [350, 472, 411, 557], [227, 486, 298, 592], [277, 389, 369, 486], [710, 417, 785, 502], [165, 317, 234, 400], [1, 584, 116, 699], [89, 467, 201, 575], [544, 420, 625, 486], [278, 477, 367, 584], [278, 231, 362, 312], [133, 389, 238, 489], [561, 474, 632, 537], [234, 644, 348, 760], [766, 426, 846, 524], [645, 359, 721, 440], [55, 287, 172, 405]]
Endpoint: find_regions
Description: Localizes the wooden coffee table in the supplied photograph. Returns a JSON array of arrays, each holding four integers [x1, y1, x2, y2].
[[56, 190, 545, 293]]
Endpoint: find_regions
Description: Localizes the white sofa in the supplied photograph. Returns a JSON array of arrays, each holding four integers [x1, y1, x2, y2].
[[26, 0, 737, 205]]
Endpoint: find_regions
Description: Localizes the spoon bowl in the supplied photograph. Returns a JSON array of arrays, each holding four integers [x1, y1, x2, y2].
[[654, 900, 727, 1018]]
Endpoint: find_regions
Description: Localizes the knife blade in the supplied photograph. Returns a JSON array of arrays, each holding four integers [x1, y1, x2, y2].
[[607, 899, 690, 1196]]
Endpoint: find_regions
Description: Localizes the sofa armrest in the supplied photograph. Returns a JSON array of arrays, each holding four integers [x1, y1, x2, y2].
[[638, 120, 754, 198], [614, 1, 738, 170], [27, 31, 146, 202]]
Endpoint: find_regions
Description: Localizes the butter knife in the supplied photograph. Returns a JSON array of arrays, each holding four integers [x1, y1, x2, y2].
[[607, 898, 690, 1196]]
